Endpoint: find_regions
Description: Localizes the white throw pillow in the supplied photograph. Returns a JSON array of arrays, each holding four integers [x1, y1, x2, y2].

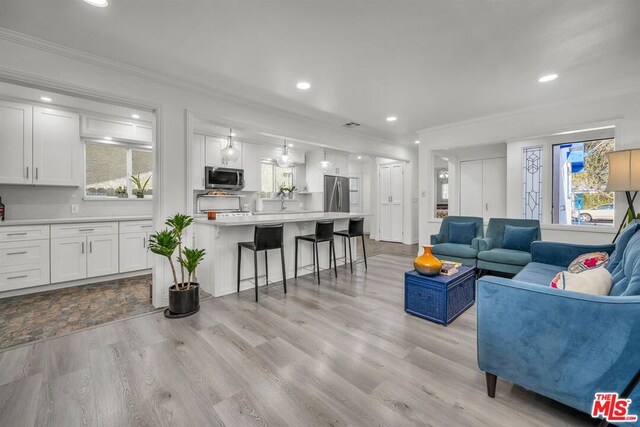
[[550, 267, 613, 295]]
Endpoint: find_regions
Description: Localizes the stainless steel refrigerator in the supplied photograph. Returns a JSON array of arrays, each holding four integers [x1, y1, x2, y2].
[[324, 175, 350, 212]]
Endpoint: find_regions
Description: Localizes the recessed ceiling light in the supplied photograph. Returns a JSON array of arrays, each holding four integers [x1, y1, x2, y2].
[[288, 143, 293, 147], [40, 96, 52, 102], [83, 0, 109, 7], [104, 136, 112, 140], [538, 73, 558, 83], [386, 116, 397, 122], [414, 140, 420, 144], [296, 81, 311, 90], [357, 156, 362, 160], [230, 132, 236, 137], [131, 114, 140, 119]]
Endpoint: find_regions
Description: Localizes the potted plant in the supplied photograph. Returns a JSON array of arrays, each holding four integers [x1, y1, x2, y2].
[[115, 186, 128, 198], [148, 213, 206, 318], [278, 185, 297, 199], [131, 174, 150, 198]]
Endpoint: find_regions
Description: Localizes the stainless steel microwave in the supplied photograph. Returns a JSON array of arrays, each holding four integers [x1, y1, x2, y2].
[[204, 167, 245, 190]]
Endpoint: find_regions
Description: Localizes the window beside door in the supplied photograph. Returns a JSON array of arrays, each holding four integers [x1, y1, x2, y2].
[[551, 138, 614, 226], [85, 141, 153, 198]]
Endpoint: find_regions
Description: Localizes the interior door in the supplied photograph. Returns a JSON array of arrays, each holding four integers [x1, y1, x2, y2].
[[0, 100, 32, 185], [33, 107, 80, 186], [51, 237, 87, 283], [87, 234, 119, 278], [379, 165, 392, 241], [390, 163, 404, 242], [460, 160, 483, 217], [482, 157, 507, 219]]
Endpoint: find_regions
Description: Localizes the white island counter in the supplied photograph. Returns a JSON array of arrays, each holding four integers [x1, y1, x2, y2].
[[195, 212, 369, 297]]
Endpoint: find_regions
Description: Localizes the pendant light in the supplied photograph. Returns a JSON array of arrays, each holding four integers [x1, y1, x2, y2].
[[221, 129, 240, 163], [277, 140, 291, 167], [317, 149, 332, 172]]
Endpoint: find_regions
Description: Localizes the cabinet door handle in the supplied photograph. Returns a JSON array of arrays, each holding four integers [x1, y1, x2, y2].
[[7, 232, 27, 236], [35, 167, 39, 180], [485, 203, 488, 211], [89, 241, 93, 253], [79, 228, 95, 232], [26, 166, 29, 179], [143, 237, 146, 248], [7, 275, 28, 280], [81, 241, 85, 254], [7, 251, 27, 256]]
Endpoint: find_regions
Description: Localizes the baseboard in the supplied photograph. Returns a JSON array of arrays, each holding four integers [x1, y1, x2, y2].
[[0, 269, 152, 299]]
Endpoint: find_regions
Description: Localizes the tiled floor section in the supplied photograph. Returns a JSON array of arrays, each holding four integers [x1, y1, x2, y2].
[[0, 236, 413, 351]]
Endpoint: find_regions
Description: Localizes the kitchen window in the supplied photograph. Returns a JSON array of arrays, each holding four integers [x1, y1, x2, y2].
[[85, 141, 153, 198], [261, 162, 295, 194], [551, 138, 614, 226]]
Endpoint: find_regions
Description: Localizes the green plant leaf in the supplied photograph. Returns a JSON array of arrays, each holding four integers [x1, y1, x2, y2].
[[178, 247, 206, 275], [147, 229, 179, 258]]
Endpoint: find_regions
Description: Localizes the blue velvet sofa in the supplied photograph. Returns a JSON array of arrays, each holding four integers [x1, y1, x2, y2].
[[474, 218, 541, 275], [431, 216, 484, 266], [477, 221, 640, 421]]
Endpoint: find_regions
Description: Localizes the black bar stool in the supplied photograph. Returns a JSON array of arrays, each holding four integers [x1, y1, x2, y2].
[[334, 217, 367, 273], [295, 220, 337, 284], [237, 223, 286, 302]]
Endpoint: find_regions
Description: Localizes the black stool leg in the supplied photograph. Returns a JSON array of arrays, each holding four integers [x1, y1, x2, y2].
[[294, 238, 299, 278], [253, 250, 259, 302], [265, 250, 269, 285], [348, 237, 353, 274], [361, 235, 367, 269], [280, 246, 287, 294], [315, 242, 320, 284], [343, 236, 347, 267], [237, 245, 242, 292], [332, 240, 337, 278]]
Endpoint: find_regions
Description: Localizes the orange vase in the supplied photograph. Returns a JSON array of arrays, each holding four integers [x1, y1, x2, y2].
[[414, 245, 442, 276]]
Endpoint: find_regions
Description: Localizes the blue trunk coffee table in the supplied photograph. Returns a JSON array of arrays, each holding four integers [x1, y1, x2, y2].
[[404, 265, 476, 325]]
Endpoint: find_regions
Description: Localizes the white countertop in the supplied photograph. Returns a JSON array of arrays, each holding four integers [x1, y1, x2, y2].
[[0, 215, 153, 227], [196, 212, 369, 227]]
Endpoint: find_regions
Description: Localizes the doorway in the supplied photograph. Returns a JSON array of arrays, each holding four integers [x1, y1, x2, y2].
[[378, 162, 404, 242]]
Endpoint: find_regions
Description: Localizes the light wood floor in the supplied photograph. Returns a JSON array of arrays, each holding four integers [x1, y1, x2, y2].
[[0, 254, 594, 427]]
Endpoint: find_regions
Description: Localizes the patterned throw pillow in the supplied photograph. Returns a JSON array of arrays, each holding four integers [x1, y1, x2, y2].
[[567, 252, 609, 274], [549, 268, 613, 295]]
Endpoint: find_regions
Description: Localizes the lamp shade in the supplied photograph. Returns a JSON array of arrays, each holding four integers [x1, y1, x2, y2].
[[605, 149, 640, 191]]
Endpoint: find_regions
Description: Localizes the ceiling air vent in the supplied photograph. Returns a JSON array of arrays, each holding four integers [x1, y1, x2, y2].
[[342, 121, 361, 128]]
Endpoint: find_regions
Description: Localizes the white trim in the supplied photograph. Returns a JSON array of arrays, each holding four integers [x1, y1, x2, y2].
[[541, 224, 615, 235], [82, 197, 153, 202]]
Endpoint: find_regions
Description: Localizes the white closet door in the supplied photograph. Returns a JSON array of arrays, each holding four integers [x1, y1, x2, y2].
[[0, 100, 32, 185], [482, 157, 507, 219], [390, 163, 404, 242], [460, 160, 484, 217], [379, 165, 392, 241]]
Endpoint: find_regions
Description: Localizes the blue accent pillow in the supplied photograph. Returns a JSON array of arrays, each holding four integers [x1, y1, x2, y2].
[[502, 225, 538, 252], [449, 222, 476, 245]]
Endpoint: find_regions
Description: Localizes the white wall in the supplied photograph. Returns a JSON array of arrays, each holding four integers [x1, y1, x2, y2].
[[0, 33, 415, 307], [418, 90, 640, 246]]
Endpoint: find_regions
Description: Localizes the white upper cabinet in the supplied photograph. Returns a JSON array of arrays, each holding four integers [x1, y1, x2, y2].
[[242, 142, 262, 192], [0, 100, 33, 185], [33, 107, 81, 187], [305, 149, 349, 192], [81, 113, 153, 144], [192, 133, 206, 190]]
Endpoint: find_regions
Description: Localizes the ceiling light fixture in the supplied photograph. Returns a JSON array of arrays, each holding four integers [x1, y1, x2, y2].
[[221, 129, 240, 164], [277, 140, 292, 167], [82, 0, 109, 7], [386, 116, 397, 122], [538, 73, 558, 83], [40, 96, 52, 102], [104, 136, 112, 140], [131, 114, 140, 119], [317, 149, 332, 172], [296, 81, 311, 90], [357, 156, 362, 160], [414, 140, 420, 144]]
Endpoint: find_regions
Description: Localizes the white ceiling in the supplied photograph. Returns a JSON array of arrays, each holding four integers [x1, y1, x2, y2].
[[1, 0, 639, 144]]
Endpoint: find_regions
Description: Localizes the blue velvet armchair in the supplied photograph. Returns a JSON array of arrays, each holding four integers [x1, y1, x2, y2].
[[475, 218, 541, 274], [477, 222, 640, 422], [430, 216, 484, 266]]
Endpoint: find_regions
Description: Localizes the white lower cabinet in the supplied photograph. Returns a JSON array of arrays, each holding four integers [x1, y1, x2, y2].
[[119, 232, 150, 273], [50, 223, 119, 284], [51, 236, 87, 283], [0, 239, 50, 292]]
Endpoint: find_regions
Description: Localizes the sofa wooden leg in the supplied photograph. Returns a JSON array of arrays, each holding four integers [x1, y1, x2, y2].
[[485, 372, 497, 398]]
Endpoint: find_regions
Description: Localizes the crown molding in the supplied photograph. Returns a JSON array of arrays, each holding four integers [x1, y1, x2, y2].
[[0, 27, 395, 146]]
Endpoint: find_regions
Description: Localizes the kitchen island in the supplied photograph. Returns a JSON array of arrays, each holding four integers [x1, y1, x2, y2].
[[195, 212, 369, 297]]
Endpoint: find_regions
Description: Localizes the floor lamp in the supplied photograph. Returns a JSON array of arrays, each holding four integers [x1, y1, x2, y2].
[[605, 149, 640, 243]]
